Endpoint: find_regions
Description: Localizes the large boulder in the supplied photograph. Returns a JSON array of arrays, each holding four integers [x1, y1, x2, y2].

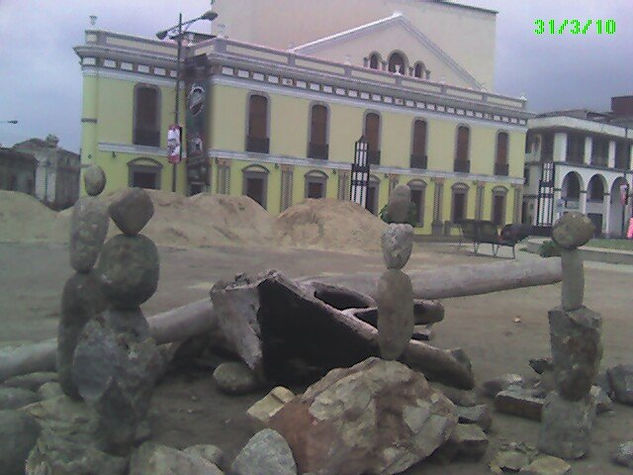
[[231, 429, 297, 475], [129, 442, 223, 475], [269, 357, 457, 475], [0, 387, 39, 409], [0, 410, 40, 475]]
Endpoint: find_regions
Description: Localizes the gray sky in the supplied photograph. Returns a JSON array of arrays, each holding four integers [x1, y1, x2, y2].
[[0, 0, 631, 152]]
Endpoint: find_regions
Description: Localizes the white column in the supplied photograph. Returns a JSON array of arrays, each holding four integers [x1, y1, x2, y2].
[[584, 136, 592, 165], [553, 132, 567, 162], [603, 192, 611, 235], [630, 144, 633, 169], [608, 140, 616, 169], [579, 190, 587, 214]]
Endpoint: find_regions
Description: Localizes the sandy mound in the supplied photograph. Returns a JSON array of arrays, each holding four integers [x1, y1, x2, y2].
[[274, 198, 386, 253], [0, 191, 68, 243]]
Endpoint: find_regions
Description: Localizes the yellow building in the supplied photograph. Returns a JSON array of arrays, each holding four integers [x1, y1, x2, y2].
[[74, 0, 530, 235]]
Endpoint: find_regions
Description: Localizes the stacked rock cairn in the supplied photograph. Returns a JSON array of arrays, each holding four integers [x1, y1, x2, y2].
[[376, 184, 415, 360], [538, 212, 602, 459], [57, 165, 109, 399], [71, 187, 162, 454]]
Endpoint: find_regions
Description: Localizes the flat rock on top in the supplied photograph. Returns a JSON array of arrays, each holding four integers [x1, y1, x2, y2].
[[108, 187, 154, 235]]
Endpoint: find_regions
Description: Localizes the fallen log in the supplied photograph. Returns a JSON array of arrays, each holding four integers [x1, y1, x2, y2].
[[298, 258, 562, 300]]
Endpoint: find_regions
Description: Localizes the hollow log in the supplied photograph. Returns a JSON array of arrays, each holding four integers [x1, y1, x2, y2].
[[298, 258, 562, 300]]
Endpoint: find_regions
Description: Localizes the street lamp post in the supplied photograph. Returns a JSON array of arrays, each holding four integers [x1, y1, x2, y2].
[[157, 11, 218, 193], [0, 120, 18, 124]]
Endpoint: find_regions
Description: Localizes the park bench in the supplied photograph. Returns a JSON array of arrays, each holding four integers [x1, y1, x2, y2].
[[458, 220, 530, 258]]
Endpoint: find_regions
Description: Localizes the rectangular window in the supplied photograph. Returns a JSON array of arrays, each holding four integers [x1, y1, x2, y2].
[[410, 188, 424, 226], [411, 120, 427, 169], [566, 133, 585, 164], [591, 137, 609, 167], [364, 113, 381, 165], [247, 95, 270, 153], [308, 105, 329, 160], [452, 192, 466, 222], [615, 141, 631, 169], [132, 171, 158, 189], [134, 86, 160, 146]]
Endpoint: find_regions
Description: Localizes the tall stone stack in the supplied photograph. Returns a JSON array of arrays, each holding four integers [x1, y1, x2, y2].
[[57, 165, 109, 399], [72, 187, 162, 454], [376, 184, 415, 360], [538, 212, 602, 459]]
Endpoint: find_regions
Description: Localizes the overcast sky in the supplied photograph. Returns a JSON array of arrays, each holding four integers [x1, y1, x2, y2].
[[0, 0, 631, 152]]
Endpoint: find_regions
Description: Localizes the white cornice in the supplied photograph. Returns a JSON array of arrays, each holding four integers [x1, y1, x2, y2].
[[83, 68, 176, 88]]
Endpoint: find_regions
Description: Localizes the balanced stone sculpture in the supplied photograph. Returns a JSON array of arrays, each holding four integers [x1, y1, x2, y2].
[[57, 165, 108, 399], [72, 187, 162, 454], [376, 184, 415, 360], [538, 212, 602, 459]]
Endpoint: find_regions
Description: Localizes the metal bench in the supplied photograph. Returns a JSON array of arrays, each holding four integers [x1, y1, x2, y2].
[[458, 220, 529, 258]]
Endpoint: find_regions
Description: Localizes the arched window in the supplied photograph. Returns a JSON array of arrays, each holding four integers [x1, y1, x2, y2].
[[410, 119, 427, 169], [561, 172, 581, 201], [413, 62, 425, 78], [127, 157, 163, 190], [133, 84, 161, 146], [304, 170, 328, 199], [388, 52, 406, 74], [491, 186, 508, 226], [451, 183, 469, 222], [408, 180, 427, 226], [495, 131, 509, 176], [454, 126, 470, 172], [587, 175, 605, 202], [364, 112, 381, 165], [242, 164, 269, 209], [369, 53, 380, 70], [308, 104, 329, 160], [246, 94, 269, 153]]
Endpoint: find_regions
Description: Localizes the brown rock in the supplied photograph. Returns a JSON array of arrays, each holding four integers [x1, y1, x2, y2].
[[83, 165, 106, 196], [376, 269, 414, 360], [108, 187, 154, 235], [494, 388, 544, 421], [551, 212, 594, 249]]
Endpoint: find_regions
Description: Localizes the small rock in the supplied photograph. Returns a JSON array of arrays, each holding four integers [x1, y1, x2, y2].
[[591, 385, 613, 414], [381, 223, 413, 269], [529, 357, 553, 375], [490, 449, 530, 473], [386, 184, 412, 223], [83, 165, 106, 196], [551, 212, 595, 249], [519, 455, 571, 474], [432, 382, 479, 407], [130, 442, 223, 474], [482, 373, 524, 398], [594, 370, 614, 399], [0, 410, 41, 475], [0, 387, 39, 410], [231, 429, 297, 475], [412, 324, 434, 341], [37, 382, 64, 400], [213, 361, 261, 395], [183, 444, 225, 470], [447, 423, 489, 461], [4, 372, 58, 392], [494, 388, 543, 421], [456, 404, 493, 431], [607, 364, 633, 405], [69, 197, 109, 273], [247, 386, 295, 426], [613, 441, 633, 468], [108, 187, 154, 235]]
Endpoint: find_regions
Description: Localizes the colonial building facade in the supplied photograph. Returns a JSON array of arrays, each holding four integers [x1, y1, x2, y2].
[[75, 0, 530, 235], [524, 102, 633, 237]]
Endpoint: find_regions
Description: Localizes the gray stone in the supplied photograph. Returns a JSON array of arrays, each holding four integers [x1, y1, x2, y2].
[[103, 307, 151, 341], [559, 248, 584, 311], [590, 385, 613, 414], [494, 387, 544, 421], [412, 323, 434, 341], [538, 391, 595, 459], [595, 370, 614, 399], [0, 387, 39, 409], [96, 234, 159, 309], [58, 271, 106, 400], [231, 429, 297, 475], [548, 306, 602, 401], [456, 404, 493, 431], [490, 449, 530, 473], [551, 212, 595, 249], [269, 357, 456, 475], [386, 184, 412, 223], [607, 364, 633, 405], [84, 165, 106, 196], [444, 423, 488, 461], [482, 373, 524, 398], [0, 410, 40, 475], [381, 223, 413, 269], [529, 357, 553, 375], [247, 386, 295, 427], [108, 187, 154, 235], [37, 382, 64, 400], [69, 196, 109, 273], [213, 361, 261, 395], [519, 455, 571, 474], [183, 444, 225, 470], [431, 382, 479, 407], [376, 269, 414, 360], [130, 442, 223, 475], [4, 372, 58, 392], [612, 441, 633, 469]]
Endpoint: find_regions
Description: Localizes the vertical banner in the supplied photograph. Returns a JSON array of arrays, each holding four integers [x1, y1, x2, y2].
[[185, 79, 210, 186], [167, 124, 182, 164], [620, 182, 629, 206]]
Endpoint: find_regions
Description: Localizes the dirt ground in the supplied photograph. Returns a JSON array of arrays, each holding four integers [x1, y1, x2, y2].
[[2, 240, 633, 474]]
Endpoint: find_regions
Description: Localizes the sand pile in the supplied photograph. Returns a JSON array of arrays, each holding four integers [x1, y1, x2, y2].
[[274, 198, 386, 253], [0, 191, 67, 243]]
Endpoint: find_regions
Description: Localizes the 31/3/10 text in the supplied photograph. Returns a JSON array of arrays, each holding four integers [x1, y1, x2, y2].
[[534, 19, 616, 35]]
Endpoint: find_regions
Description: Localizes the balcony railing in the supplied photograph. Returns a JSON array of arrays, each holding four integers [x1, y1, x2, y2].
[[453, 160, 470, 173], [410, 154, 428, 169], [308, 142, 329, 160], [133, 128, 160, 147], [494, 162, 509, 176], [246, 136, 270, 154], [367, 150, 381, 165]]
